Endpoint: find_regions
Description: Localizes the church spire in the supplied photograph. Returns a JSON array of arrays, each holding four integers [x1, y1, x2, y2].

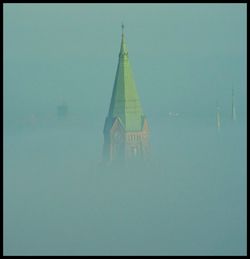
[[103, 26, 149, 162], [107, 25, 143, 131], [232, 86, 236, 121], [216, 100, 221, 131]]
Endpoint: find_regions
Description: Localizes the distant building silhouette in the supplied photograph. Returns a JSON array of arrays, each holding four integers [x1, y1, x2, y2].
[[57, 101, 68, 118], [232, 87, 236, 121], [103, 25, 149, 162], [216, 101, 221, 131]]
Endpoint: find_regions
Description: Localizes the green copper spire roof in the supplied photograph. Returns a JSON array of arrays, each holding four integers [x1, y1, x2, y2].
[[108, 25, 144, 131]]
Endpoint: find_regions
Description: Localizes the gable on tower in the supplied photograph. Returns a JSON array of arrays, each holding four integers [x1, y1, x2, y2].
[[142, 116, 149, 132], [110, 117, 125, 135]]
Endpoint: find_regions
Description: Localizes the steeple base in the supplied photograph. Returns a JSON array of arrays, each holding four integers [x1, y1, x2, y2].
[[103, 117, 150, 163]]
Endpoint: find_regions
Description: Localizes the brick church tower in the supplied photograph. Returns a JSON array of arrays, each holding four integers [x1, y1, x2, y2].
[[103, 25, 149, 162]]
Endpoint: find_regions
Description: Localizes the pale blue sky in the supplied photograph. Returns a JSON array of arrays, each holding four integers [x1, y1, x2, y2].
[[4, 3, 246, 124]]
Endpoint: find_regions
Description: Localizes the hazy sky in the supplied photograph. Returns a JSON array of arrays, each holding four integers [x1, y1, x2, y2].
[[4, 3, 246, 124]]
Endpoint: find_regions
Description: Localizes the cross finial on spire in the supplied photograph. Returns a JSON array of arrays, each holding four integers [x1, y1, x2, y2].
[[121, 22, 124, 33]]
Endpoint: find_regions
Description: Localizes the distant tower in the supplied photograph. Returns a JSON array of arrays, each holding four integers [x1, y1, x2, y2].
[[232, 87, 236, 121], [57, 100, 68, 119], [216, 101, 221, 131], [103, 24, 149, 162]]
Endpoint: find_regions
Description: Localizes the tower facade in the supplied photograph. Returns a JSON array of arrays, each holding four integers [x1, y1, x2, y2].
[[103, 26, 149, 162]]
